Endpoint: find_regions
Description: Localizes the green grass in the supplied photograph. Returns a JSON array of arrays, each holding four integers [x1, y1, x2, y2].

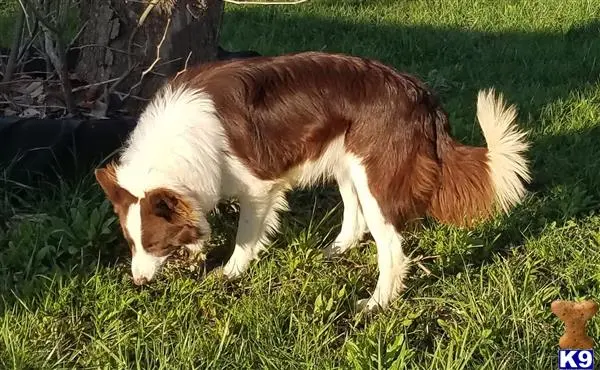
[[2, 0, 600, 368], [0, 1, 18, 47]]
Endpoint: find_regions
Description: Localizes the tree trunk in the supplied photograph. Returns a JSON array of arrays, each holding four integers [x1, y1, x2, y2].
[[75, 0, 224, 115]]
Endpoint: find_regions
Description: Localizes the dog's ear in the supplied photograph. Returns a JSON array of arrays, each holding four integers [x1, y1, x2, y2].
[[95, 164, 136, 211], [143, 188, 211, 246], [144, 188, 199, 224], [145, 188, 180, 222]]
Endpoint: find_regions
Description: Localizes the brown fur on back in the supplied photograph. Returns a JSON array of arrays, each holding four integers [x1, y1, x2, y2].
[[170, 52, 495, 232], [170, 52, 481, 232]]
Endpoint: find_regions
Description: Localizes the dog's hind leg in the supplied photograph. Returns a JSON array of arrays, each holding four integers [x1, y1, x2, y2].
[[348, 157, 409, 311]]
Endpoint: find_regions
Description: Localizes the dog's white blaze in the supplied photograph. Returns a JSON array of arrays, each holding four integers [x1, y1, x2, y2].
[[126, 201, 166, 281]]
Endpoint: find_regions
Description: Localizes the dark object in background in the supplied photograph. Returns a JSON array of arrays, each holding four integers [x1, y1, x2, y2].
[[0, 46, 262, 188], [0, 47, 80, 79], [217, 46, 261, 61], [0, 117, 136, 186]]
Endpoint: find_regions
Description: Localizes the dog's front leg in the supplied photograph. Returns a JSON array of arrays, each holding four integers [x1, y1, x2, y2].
[[222, 191, 285, 279]]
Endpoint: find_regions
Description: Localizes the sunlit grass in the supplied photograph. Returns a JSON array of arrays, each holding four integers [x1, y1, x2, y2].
[[1, 0, 600, 368]]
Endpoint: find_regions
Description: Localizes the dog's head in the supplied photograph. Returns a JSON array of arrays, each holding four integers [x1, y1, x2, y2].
[[94, 163, 210, 285]]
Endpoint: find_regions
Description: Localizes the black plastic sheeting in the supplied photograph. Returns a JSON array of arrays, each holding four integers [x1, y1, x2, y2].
[[0, 47, 262, 188], [0, 116, 136, 186]]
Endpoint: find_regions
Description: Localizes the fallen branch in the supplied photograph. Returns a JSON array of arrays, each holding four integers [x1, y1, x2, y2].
[[0, 78, 32, 87], [0, 100, 67, 111], [411, 254, 440, 276]]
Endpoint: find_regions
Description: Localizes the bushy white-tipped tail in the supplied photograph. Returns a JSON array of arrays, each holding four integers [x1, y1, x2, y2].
[[477, 89, 531, 213]]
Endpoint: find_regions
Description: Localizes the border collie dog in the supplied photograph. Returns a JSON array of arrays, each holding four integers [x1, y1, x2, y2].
[[95, 51, 531, 311]]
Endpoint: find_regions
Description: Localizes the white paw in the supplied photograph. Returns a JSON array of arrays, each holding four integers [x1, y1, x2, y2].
[[222, 261, 244, 280], [323, 238, 359, 258], [222, 252, 252, 280], [355, 298, 383, 312], [323, 242, 346, 258]]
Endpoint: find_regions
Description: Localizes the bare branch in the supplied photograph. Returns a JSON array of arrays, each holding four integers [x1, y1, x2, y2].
[[67, 19, 89, 50], [175, 51, 193, 80], [71, 43, 132, 56], [141, 18, 171, 77], [112, 90, 148, 102], [138, 0, 160, 27], [123, 18, 171, 99], [2, 7, 25, 84], [71, 77, 122, 93], [16, 23, 42, 65], [107, 62, 139, 95], [16, 0, 35, 36], [20, 0, 60, 35], [109, 0, 160, 94], [43, 31, 76, 114]]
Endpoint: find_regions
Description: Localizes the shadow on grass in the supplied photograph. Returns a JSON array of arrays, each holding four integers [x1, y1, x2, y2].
[[1, 11, 600, 321], [221, 9, 600, 135]]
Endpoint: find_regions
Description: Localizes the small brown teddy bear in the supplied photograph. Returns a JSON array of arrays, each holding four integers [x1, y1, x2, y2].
[[551, 299, 598, 349]]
